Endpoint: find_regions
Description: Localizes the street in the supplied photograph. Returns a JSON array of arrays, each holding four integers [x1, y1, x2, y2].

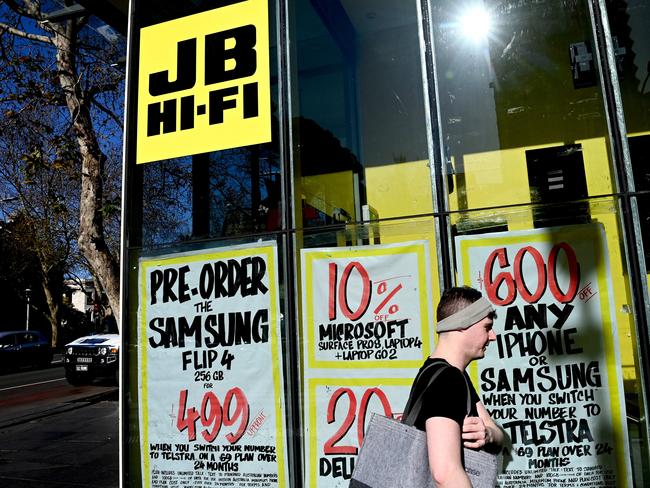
[[0, 362, 119, 487]]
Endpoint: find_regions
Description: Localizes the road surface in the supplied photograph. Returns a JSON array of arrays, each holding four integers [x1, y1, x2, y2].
[[0, 362, 119, 487]]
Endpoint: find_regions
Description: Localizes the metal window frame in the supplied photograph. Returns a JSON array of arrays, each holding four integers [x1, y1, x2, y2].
[[589, 0, 650, 471], [417, 0, 454, 293]]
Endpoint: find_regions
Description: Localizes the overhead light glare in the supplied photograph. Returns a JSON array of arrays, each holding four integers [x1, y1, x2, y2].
[[459, 5, 492, 43]]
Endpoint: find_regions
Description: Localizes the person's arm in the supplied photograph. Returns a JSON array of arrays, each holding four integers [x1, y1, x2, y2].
[[426, 417, 472, 488], [462, 401, 505, 449]]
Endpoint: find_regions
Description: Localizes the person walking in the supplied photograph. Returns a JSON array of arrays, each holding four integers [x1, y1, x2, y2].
[[408, 286, 505, 487]]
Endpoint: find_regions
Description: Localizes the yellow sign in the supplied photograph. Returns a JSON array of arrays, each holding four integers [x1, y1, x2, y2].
[[302, 242, 433, 370], [457, 225, 632, 487], [136, 0, 271, 164]]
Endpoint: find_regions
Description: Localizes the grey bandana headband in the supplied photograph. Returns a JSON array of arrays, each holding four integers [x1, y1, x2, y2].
[[436, 297, 494, 333]]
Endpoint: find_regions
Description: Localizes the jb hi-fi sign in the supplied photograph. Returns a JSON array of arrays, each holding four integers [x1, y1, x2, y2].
[[136, 0, 271, 164]]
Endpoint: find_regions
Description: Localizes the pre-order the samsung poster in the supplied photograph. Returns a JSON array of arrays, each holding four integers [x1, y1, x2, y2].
[[456, 224, 632, 487], [137, 242, 288, 488], [301, 241, 434, 488]]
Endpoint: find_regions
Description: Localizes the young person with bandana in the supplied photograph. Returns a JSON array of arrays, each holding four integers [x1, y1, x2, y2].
[[408, 286, 504, 487]]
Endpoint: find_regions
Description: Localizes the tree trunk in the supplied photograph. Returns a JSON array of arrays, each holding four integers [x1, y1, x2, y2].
[[41, 278, 60, 348], [52, 22, 121, 326]]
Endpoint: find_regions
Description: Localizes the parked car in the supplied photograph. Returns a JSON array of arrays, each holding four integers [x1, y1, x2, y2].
[[64, 333, 119, 385], [0, 330, 52, 371]]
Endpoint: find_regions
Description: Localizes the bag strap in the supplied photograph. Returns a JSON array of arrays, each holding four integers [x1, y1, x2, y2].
[[460, 372, 473, 416], [402, 361, 434, 418], [403, 360, 449, 426], [402, 360, 473, 427]]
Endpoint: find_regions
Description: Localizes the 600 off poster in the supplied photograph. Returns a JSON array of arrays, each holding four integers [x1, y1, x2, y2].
[[457, 224, 631, 487]]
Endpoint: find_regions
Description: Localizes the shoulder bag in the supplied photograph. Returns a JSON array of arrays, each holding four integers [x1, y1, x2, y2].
[[349, 361, 498, 488]]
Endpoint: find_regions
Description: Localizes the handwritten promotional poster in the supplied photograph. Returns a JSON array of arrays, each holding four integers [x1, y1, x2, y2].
[[301, 241, 433, 487], [138, 242, 288, 488], [457, 225, 631, 487]]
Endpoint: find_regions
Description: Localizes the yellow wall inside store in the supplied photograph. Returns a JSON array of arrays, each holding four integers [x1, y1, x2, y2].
[[301, 170, 355, 219], [362, 138, 638, 387], [365, 160, 433, 219]]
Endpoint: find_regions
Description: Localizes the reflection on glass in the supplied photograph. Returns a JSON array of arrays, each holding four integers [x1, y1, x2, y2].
[[141, 157, 193, 244], [608, 10, 650, 476], [610, 0, 650, 270], [140, 141, 280, 246], [458, 4, 492, 43], [134, 0, 281, 248], [291, 0, 432, 228], [432, 0, 613, 220]]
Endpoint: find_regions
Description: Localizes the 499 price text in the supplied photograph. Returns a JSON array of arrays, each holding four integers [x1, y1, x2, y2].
[[176, 388, 249, 443]]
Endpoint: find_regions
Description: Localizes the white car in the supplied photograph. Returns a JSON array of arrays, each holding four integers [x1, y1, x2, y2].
[[64, 334, 119, 385]]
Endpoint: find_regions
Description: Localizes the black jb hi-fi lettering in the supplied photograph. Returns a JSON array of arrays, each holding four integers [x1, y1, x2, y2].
[[147, 25, 259, 137]]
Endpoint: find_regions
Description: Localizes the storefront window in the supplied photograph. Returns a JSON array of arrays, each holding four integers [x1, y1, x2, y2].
[[430, 0, 650, 485], [129, 0, 281, 248], [610, 0, 650, 273], [124, 234, 294, 488], [120, 0, 650, 487], [286, 3, 448, 485], [610, 0, 650, 482], [431, 0, 615, 221], [294, 217, 441, 487], [123, 2, 292, 487], [289, 0, 432, 228], [450, 198, 648, 485]]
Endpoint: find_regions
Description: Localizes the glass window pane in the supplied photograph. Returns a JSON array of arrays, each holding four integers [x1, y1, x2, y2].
[[432, 0, 616, 218], [129, 0, 281, 248], [610, 0, 650, 272], [609, 8, 650, 481], [124, 2, 289, 487], [289, 0, 432, 226], [451, 198, 648, 486], [295, 217, 441, 487], [124, 234, 294, 487], [140, 145, 281, 246]]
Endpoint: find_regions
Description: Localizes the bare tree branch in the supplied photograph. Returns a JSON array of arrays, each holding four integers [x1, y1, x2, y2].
[[0, 21, 51, 44], [0, 0, 124, 333], [3, 0, 44, 20], [88, 81, 119, 98], [90, 95, 121, 127]]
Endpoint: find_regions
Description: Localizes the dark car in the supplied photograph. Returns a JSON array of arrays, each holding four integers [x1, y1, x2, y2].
[[0, 330, 53, 371]]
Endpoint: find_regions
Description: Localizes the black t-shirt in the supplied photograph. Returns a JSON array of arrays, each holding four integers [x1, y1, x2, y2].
[[408, 358, 480, 431]]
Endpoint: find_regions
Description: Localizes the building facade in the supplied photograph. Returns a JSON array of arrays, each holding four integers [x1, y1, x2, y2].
[[120, 0, 650, 486]]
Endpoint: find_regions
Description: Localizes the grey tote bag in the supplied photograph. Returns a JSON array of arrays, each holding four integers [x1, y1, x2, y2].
[[349, 364, 498, 488]]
